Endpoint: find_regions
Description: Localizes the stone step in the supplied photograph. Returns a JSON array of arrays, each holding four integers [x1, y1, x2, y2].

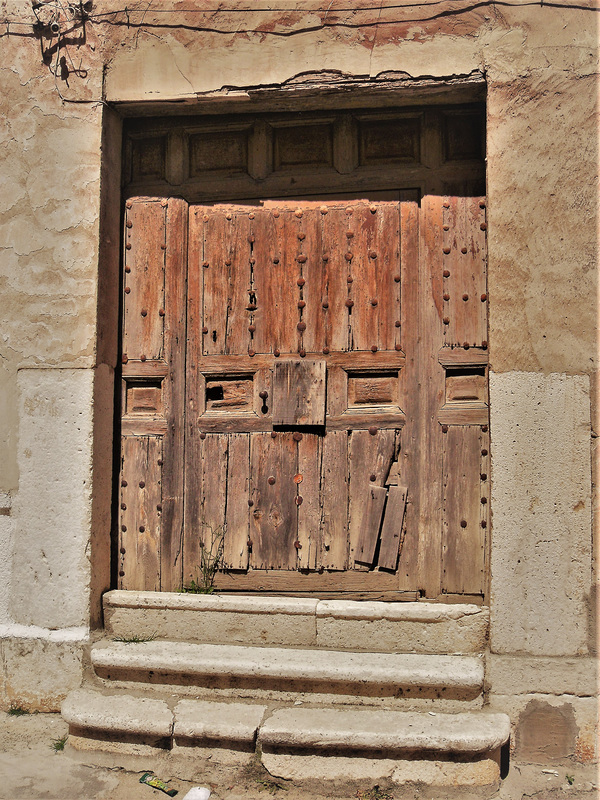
[[92, 640, 484, 700], [61, 688, 510, 788], [103, 590, 488, 654]]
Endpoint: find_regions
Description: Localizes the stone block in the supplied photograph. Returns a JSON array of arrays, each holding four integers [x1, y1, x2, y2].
[[0, 493, 14, 625], [486, 655, 597, 697], [489, 372, 592, 656], [173, 699, 266, 746]]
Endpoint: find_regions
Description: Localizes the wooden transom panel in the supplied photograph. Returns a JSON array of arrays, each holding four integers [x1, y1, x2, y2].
[[119, 197, 489, 599]]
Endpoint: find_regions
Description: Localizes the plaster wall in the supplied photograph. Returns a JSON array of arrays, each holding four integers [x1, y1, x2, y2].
[[0, 1, 596, 742]]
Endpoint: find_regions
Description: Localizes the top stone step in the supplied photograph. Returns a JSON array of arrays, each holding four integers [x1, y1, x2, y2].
[[103, 591, 488, 654]]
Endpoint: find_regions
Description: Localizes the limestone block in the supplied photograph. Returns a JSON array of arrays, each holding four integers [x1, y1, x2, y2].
[[0, 493, 14, 624], [173, 699, 266, 745], [489, 372, 592, 656], [11, 368, 94, 628], [486, 655, 597, 697], [62, 688, 173, 738], [316, 600, 488, 654], [1, 636, 84, 712]]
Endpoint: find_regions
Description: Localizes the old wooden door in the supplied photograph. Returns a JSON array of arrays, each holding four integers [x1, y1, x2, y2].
[[119, 196, 489, 599]]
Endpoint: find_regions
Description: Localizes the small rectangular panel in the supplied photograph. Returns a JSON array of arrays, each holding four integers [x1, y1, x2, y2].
[[189, 129, 249, 175], [358, 118, 421, 165], [126, 380, 163, 415], [443, 111, 485, 162], [272, 359, 326, 427], [445, 368, 486, 404], [205, 376, 253, 411], [348, 373, 396, 407], [131, 136, 167, 182], [273, 124, 333, 170]]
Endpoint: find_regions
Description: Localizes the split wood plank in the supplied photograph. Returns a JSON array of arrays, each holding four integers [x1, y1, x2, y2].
[[223, 433, 250, 570], [176, 410, 405, 435], [196, 351, 405, 372], [249, 432, 297, 570], [213, 569, 404, 593], [296, 433, 321, 569], [123, 200, 166, 362], [348, 203, 378, 351], [301, 207, 327, 354], [348, 428, 395, 567], [378, 485, 408, 571], [442, 425, 485, 595], [320, 430, 349, 570], [119, 436, 162, 591], [320, 206, 350, 352], [272, 359, 326, 427], [251, 209, 279, 354], [354, 485, 387, 566]]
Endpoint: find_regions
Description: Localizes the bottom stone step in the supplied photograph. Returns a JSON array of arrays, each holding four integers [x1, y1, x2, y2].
[[62, 689, 510, 787]]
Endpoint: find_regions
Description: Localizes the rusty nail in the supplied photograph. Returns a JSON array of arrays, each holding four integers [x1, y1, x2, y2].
[[462, 294, 469, 301], [225, 258, 232, 266], [248, 212, 255, 220], [124, 287, 131, 294], [443, 246, 451, 255], [369, 251, 377, 260], [119, 570, 125, 577], [443, 293, 450, 301], [371, 345, 378, 352], [481, 293, 487, 302], [394, 275, 401, 283], [274, 349, 280, 357], [249, 349, 256, 357], [298, 300, 306, 309], [463, 342, 470, 350], [371, 299, 378, 306], [369, 474, 376, 482], [126, 200, 133, 209], [460, 520, 467, 528], [272, 210, 280, 218], [395, 344, 402, 351], [121, 503, 127, 510], [203, 214, 209, 222], [443, 200, 450, 208], [370, 205, 377, 214], [271, 431, 277, 438], [139, 481, 145, 488], [442, 425, 449, 433], [140, 354, 146, 362], [259, 390, 268, 400], [461, 246, 468, 254], [121, 526, 127, 534], [120, 545, 126, 553], [368, 426, 378, 436], [247, 538, 253, 547], [297, 277, 305, 287], [157, 504, 162, 511], [482, 341, 488, 349], [322, 301, 329, 309], [125, 266, 131, 273], [159, 308, 165, 317], [443, 317, 450, 324], [481, 425, 488, 432], [443, 224, 450, 231], [443, 270, 450, 278], [248, 235, 255, 244], [295, 496, 303, 506], [125, 243, 132, 250], [247, 303, 257, 311], [297, 322, 306, 332], [294, 540, 302, 549], [298, 232, 305, 240], [299, 349, 306, 358], [293, 432, 303, 442], [479, 200, 486, 208], [480, 222, 487, 231], [346, 207, 353, 214], [122, 355, 128, 364], [346, 231, 354, 239], [161, 244, 167, 250], [249, 258, 256, 265], [345, 252, 353, 262], [480, 473, 487, 481], [200, 432, 206, 439], [268, 476, 276, 485], [347, 276, 354, 284], [248, 324, 256, 333], [481, 497, 487, 504], [297, 255, 307, 263], [323, 346, 330, 354], [202, 326, 208, 334], [141, 309, 147, 317], [139, 525, 145, 532], [481, 520, 487, 528], [203, 261, 209, 268], [273, 258, 279, 264], [395, 320, 401, 328], [481, 449, 488, 456], [345, 299, 354, 308], [160, 199, 168, 207], [320, 205, 328, 215], [248, 499, 254, 507], [158, 459, 163, 466], [322, 254, 329, 262], [295, 209, 303, 218], [294, 474, 303, 484], [121, 480, 128, 487]]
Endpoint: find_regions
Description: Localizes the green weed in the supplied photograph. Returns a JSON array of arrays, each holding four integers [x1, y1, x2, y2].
[[51, 735, 68, 752], [181, 524, 225, 594], [7, 704, 29, 716], [112, 633, 157, 644]]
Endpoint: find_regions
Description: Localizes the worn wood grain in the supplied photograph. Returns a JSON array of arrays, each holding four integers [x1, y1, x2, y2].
[[272, 359, 326, 427], [296, 433, 321, 569], [354, 485, 387, 566], [223, 433, 250, 570], [321, 206, 351, 352], [320, 430, 349, 570], [378, 485, 408, 571], [437, 405, 488, 425]]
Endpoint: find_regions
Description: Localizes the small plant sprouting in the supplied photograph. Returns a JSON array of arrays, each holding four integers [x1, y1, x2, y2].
[[112, 632, 157, 644], [51, 735, 68, 752], [181, 523, 225, 594], [566, 775, 575, 786], [7, 704, 29, 716], [356, 787, 394, 800]]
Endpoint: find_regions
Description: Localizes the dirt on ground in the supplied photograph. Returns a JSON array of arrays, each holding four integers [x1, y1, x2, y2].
[[0, 712, 597, 800]]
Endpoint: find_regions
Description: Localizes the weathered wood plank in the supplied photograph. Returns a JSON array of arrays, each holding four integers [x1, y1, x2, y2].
[[437, 405, 488, 425], [272, 359, 326, 427], [354, 485, 387, 566], [249, 432, 297, 569], [123, 200, 166, 362], [251, 209, 279, 354], [197, 351, 405, 372], [119, 436, 162, 591], [378, 485, 408, 571], [348, 429, 395, 567], [349, 204, 378, 351], [442, 426, 485, 594], [296, 433, 321, 569], [320, 430, 349, 570], [321, 206, 350, 352], [301, 207, 327, 354], [122, 361, 169, 379], [438, 348, 488, 367], [223, 433, 250, 570], [191, 410, 405, 434], [213, 569, 405, 593]]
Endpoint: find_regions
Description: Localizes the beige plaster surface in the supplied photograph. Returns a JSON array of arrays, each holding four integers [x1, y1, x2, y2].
[[489, 371, 593, 656], [486, 655, 597, 698]]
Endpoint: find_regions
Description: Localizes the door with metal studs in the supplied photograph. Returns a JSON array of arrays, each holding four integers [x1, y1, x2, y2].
[[118, 196, 489, 599]]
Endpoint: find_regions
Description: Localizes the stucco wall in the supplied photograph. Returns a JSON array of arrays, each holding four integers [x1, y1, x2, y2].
[[0, 1, 597, 739]]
